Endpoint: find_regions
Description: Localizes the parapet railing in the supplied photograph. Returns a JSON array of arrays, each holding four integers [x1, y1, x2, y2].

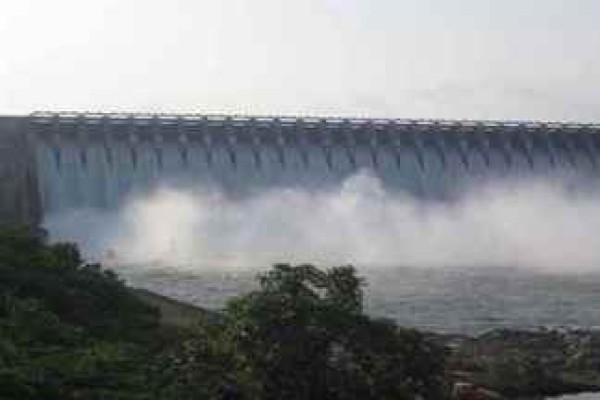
[[28, 111, 600, 132]]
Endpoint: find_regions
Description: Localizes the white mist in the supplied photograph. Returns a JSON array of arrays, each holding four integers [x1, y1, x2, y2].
[[43, 171, 600, 273]]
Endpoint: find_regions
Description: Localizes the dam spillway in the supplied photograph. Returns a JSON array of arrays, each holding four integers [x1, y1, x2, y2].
[[2, 112, 600, 223]]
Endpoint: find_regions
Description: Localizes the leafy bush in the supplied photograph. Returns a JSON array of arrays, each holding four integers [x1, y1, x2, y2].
[[165, 264, 449, 400]]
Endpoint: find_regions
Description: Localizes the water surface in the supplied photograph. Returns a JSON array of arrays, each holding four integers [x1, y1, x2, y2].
[[121, 265, 600, 335]]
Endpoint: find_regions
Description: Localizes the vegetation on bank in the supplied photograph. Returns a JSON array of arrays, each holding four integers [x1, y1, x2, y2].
[[0, 227, 449, 399], [0, 227, 161, 399], [4, 227, 597, 399]]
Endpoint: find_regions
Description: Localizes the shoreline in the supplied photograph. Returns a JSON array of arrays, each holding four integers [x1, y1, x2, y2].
[[132, 286, 600, 399]]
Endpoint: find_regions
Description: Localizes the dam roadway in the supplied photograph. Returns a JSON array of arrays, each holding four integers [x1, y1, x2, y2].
[[2, 112, 600, 223]]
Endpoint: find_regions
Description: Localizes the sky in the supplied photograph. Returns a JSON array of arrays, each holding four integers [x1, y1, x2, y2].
[[1, 0, 600, 121]]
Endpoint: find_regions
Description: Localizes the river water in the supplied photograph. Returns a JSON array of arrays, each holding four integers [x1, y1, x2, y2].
[[121, 265, 600, 336]]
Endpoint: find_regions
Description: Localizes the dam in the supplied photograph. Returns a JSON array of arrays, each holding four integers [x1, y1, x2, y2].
[[1, 112, 600, 224]]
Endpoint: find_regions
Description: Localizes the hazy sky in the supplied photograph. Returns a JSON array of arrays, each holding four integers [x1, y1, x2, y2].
[[1, 0, 599, 121]]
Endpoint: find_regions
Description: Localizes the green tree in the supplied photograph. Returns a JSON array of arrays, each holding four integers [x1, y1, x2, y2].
[[214, 263, 448, 400]]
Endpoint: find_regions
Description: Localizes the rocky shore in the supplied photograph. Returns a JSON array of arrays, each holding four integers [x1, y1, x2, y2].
[[436, 327, 600, 399]]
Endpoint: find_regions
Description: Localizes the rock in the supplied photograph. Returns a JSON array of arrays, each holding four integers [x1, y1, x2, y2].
[[453, 382, 506, 400], [444, 328, 600, 398]]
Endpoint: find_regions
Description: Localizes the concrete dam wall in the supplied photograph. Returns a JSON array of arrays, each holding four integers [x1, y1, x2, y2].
[[3, 112, 600, 223], [0, 117, 40, 226]]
